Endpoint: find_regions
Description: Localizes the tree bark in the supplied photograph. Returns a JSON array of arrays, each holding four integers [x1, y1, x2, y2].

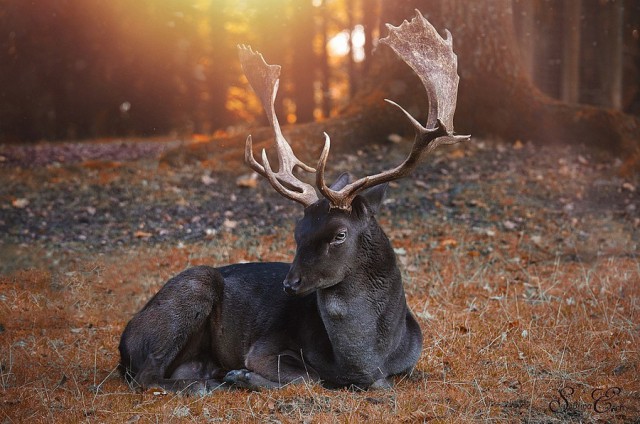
[[291, 0, 316, 123], [323, 0, 640, 170], [319, 0, 332, 119], [185, 0, 639, 173], [561, 0, 581, 104]]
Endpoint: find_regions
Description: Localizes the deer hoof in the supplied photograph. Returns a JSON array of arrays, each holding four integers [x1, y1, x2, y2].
[[369, 377, 393, 390], [223, 369, 255, 389]]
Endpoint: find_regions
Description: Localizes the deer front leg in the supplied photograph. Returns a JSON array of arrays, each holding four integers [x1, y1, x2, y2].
[[223, 338, 319, 390], [134, 356, 226, 395]]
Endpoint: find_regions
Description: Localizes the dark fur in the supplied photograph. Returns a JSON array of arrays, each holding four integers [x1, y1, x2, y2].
[[119, 180, 422, 393]]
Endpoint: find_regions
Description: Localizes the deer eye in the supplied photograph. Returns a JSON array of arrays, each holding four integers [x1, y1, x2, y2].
[[331, 230, 347, 246]]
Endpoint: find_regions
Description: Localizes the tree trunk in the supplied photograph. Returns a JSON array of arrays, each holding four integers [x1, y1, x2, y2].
[[190, 0, 639, 173], [319, 0, 331, 119], [361, 0, 378, 74], [291, 0, 316, 123], [561, 0, 581, 104], [320, 0, 639, 170], [600, 1, 624, 109]]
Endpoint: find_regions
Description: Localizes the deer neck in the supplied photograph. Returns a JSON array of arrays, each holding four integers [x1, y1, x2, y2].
[[315, 223, 406, 362]]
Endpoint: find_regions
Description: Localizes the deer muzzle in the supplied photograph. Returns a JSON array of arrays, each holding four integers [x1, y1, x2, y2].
[[282, 274, 302, 295], [282, 277, 302, 295]]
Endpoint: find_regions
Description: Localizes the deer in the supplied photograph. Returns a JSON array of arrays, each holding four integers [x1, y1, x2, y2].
[[118, 10, 469, 394]]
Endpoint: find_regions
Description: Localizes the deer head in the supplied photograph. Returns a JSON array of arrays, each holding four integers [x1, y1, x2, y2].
[[239, 10, 469, 296]]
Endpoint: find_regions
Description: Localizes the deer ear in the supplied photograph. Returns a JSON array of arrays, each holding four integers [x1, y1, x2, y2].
[[330, 172, 351, 191], [353, 183, 388, 217]]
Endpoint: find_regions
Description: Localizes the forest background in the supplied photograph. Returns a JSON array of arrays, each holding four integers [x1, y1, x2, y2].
[[1, 0, 639, 159]]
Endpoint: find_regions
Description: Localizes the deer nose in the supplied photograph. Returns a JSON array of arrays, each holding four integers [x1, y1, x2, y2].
[[283, 277, 301, 295]]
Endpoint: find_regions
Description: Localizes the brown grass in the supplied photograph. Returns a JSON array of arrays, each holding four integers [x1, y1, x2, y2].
[[1, 220, 638, 423]]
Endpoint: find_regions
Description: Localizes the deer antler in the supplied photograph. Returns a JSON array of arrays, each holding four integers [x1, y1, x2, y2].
[[238, 45, 319, 207], [239, 11, 468, 210], [316, 10, 470, 210]]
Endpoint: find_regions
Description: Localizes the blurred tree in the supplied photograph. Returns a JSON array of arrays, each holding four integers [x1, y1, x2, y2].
[[291, 0, 316, 123], [314, 0, 639, 170], [2, 0, 637, 168], [361, 0, 379, 74], [345, 1, 356, 98], [420, 0, 638, 164], [319, 0, 332, 119], [247, 0, 289, 123], [0, 0, 235, 141]]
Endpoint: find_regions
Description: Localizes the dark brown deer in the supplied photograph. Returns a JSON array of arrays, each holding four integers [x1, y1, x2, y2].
[[119, 10, 469, 394]]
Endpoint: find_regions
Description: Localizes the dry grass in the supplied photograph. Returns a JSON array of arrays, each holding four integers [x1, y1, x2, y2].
[[1, 136, 639, 422], [1, 221, 638, 423]]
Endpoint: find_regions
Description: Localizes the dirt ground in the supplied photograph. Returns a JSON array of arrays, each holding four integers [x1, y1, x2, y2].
[[0, 135, 639, 423]]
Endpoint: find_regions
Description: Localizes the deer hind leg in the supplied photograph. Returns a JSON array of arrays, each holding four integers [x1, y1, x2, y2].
[[223, 338, 319, 390], [119, 266, 226, 394]]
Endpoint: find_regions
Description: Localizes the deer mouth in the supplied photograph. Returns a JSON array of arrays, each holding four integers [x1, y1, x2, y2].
[[283, 274, 325, 297], [283, 276, 302, 295], [283, 274, 341, 297]]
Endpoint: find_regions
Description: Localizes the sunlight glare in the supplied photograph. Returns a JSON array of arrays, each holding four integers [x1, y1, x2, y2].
[[351, 24, 365, 62], [327, 25, 366, 62], [328, 31, 350, 57]]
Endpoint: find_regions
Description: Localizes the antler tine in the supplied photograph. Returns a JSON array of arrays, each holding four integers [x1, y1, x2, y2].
[[316, 10, 470, 211], [238, 44, 318, 207]]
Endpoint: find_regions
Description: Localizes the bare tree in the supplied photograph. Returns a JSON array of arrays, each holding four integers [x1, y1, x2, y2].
[[291, 0, 316, 123]]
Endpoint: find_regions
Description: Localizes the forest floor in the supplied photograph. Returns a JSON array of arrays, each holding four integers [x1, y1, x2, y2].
[[0, 134, 639, 423]]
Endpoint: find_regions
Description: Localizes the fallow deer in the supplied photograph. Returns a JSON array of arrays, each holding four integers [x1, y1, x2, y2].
[[119, 10, 469, 394]]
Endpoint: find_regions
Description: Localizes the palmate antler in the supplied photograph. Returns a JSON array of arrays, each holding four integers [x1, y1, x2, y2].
[[240, 10, 469, 210], [238, 45, 319, 206]]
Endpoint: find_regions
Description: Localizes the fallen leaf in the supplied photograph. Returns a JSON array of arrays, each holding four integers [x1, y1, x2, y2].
[[236, 173, 258, 188], [448, 149, 465, 159], [223, 219, 237, 230], [468, 199, 488, 209], [201, 174, 217, 186], [503, 220, 517, 230], [622, 182, 636, 192], [192, 133, 212, 143], [12, 198, 29, 208], [440, 238, 458, 248], [387, 133, 403, 144], [81, 160, 122, 170]]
